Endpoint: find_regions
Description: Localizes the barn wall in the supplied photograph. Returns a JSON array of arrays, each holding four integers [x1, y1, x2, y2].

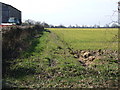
[[8, 5, 21, 23], [2, 3, 9, 23], [0, 3, 2, 24], [0, 2, 21, 24]]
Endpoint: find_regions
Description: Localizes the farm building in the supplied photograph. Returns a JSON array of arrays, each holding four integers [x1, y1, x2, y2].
[[0, 2, 21, 25]]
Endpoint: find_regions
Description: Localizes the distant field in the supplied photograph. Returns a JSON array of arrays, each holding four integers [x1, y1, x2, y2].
[[48, 28, 118, 50]]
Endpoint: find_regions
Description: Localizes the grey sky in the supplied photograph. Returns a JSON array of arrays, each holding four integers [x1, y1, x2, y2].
[[0, 0, 118, 26]]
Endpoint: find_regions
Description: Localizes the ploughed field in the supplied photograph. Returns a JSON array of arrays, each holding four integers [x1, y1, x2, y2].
[[3, 28, 119, 88]]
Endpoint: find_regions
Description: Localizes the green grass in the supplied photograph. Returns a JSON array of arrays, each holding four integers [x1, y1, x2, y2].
[[49, 28, 118, 50], [3, 28, 119, 88]]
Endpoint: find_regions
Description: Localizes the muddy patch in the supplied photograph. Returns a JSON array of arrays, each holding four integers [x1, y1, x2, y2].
[[69, 49, 118, 66]]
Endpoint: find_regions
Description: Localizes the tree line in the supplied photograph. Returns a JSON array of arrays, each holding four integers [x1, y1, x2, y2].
[[22, 19, 120, 28]]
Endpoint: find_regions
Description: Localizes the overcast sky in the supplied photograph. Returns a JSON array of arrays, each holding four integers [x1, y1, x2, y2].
[[0, 0, 118, 26]]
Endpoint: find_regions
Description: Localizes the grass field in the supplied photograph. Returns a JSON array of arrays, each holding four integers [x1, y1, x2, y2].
[[49, 28, 118, 50], [3, 28, 119, 88]]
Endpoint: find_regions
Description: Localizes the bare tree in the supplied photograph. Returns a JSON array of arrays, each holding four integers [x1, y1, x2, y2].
[[118, 1, 120, 25]]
